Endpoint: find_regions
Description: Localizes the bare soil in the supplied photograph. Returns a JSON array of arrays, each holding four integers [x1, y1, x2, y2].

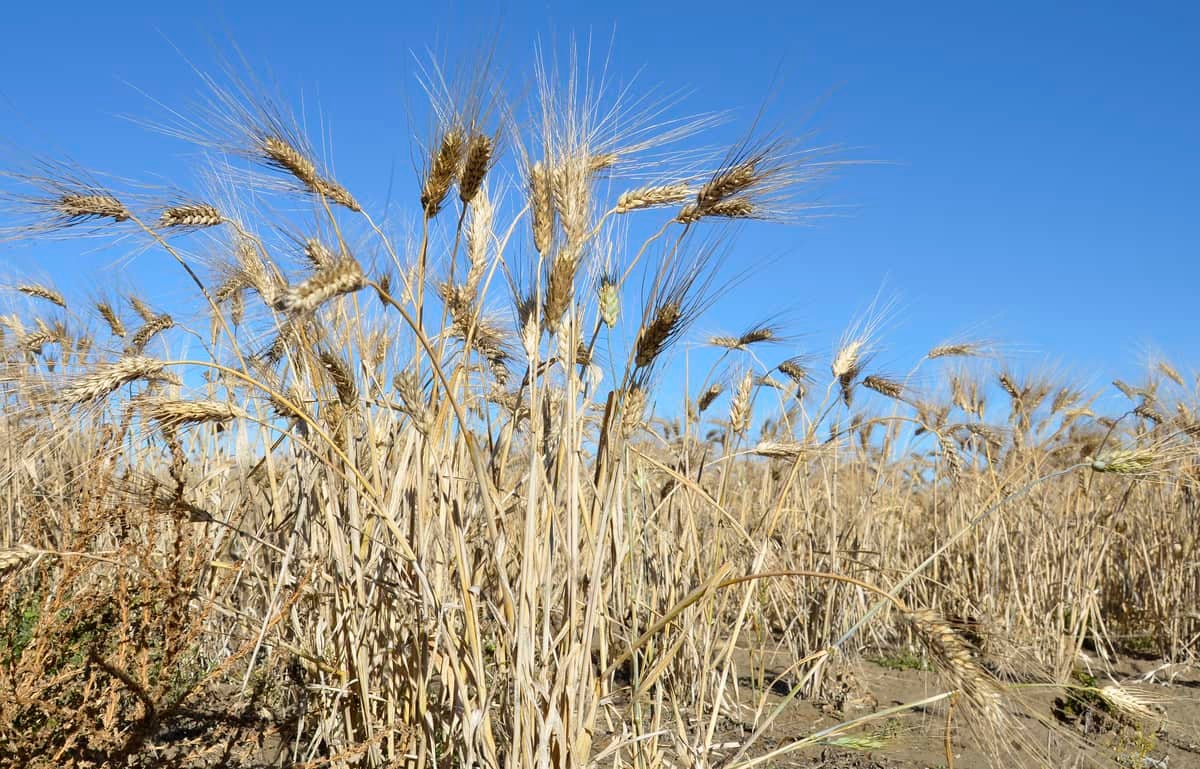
[[117, 653, 1200, 768]]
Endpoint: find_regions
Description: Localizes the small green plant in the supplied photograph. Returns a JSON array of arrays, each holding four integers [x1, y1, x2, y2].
[[869, 649, 931, 672]]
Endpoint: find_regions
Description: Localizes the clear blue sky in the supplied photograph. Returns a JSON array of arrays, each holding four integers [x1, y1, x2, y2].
[[1, 1, 1196, 396]]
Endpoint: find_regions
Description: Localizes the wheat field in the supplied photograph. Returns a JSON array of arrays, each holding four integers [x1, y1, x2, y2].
[[0, 47, 1197, 769]]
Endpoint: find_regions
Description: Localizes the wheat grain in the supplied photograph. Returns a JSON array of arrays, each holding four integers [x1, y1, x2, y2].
[[906, 608, 1003, 719], [1157, 361, 1185, 387], [621, 386, 647, 437], [459, 133, 493, 204], [529, 161, 555, 255], [17, 284, 67, 309], [125, 313, 175, 354], [862, 374, 904, 401], [259, 135, 361, 211], [422, 127, 465, 217], [615, 184, 691, 214], [56, 193, 129, 222], [59, 356, 178, 404], [729, 370, 753, 435], [96, 302, 126, 337], [0, 544, 41, 572], [139, 398, 246, 426], [697, 383, 723, 413], [303, 238, 335, 269], [159, 204, 222, 228], [635, 303, 681, 368], [276, 258, 367, 313], [319, 351, 357, 406]]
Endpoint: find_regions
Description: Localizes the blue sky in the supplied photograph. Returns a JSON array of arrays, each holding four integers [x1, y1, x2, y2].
[[1, 1, 1196, 399]]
